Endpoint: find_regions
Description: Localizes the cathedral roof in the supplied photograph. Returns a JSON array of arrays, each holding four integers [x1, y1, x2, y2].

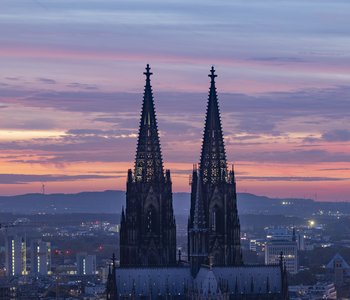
[[134, 64, 164, 182], [116, 267, 190, 296], [195, 267, 218, 295], [115, 265, 283, 297], [200, 67, 228, 185], [212, 265, 282, 294]]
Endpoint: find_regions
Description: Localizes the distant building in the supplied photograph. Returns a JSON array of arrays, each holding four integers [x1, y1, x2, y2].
[[100, 266, 110, 284], [289, 282, 336, 300], [250, 239, 266, 252], [325, 253, 350, 287], [296, 232, 305, 251], [267, 228, 292, 240], [265, 239, 298, 274], [30, 240, 51, 275], [0, 280, 16, 299], [77, 253, 96, 275], [266, 227, 305, 251], [5, 234, 27, 276], [85, 283, 105, 296], [250, 239, 257, 251]]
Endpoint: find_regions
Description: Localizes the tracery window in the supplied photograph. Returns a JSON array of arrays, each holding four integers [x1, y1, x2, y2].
[[212, 210, 217, 231], [147, 206, 157, 233], [211, 206, 223, 232]]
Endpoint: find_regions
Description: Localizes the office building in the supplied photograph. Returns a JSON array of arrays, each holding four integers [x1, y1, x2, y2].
[[77, 253, 96, 275], [30, 240, 51, 275], [5, 234, 27, 276], [265, 239, 298, 274]]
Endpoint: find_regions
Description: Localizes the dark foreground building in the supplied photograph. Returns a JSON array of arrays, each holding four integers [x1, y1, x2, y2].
[[107, 65, 289, 300]]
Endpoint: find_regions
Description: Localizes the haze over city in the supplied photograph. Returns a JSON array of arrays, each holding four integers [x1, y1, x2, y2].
[[0, 0, 350, 200]]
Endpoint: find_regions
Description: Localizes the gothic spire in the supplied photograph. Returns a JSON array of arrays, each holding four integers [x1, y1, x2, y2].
[[121, 206, 125, 223], [193, 172, 206, 229], [134, 64, 164, 182], [106, 253, 118, 300], [200, 66, 228, 184]]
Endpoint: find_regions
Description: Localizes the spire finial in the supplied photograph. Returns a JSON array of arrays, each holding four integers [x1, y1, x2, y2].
[[208, 66, 217, 81], [144, 64, 153, 79]]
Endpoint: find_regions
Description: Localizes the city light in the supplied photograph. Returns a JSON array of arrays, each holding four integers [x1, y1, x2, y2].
[[308, 220, 315, 227]]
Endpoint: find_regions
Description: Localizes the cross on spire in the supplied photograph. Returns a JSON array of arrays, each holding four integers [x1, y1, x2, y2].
[[144, 64, 153, 79], [208, 66, 217, 81], [200, 67, 227, 184]]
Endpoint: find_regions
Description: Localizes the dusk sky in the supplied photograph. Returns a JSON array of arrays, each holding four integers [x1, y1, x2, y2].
[[0, 0, 350, 200]]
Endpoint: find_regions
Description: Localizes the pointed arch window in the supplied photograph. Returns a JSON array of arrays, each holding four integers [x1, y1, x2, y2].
[[146, 205, 157, 233], [211, 206, 223, 232], [212, 210, 217, 231]]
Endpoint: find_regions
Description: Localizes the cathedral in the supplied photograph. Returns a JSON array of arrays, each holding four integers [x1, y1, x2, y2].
[[106, 65, 289, 300]]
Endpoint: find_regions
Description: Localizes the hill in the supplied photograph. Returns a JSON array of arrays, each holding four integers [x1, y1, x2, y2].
[[0, 190, 348, 217]]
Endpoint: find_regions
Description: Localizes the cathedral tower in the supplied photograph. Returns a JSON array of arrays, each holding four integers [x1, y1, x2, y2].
[[188, 67, 242, 275], [120, 65, 177, 267]]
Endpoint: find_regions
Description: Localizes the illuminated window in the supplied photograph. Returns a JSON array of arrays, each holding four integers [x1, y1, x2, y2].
[[83, 258, 86, 275], [11, 240, 15, 276]]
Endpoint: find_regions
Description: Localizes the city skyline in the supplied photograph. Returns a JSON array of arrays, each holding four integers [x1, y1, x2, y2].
[[0, 0, 350, 200]]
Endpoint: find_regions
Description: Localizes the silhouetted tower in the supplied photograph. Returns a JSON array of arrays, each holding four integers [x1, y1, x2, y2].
[[188, 67, 242, 274], [119, 64, 177, 267], [106, 254, 118, 300], [188, 170, 209, 276]]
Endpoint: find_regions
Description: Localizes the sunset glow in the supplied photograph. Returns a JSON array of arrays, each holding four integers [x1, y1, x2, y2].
[[0, 0, 349, 201]]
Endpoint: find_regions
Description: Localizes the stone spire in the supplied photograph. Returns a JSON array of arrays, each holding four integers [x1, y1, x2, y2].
[[134, 64, 164, 182], [120, 65, 177, 267], [200, 66, 228, 185], [193, 172, 206, 230], [121, 206, 125, 223], [189, 169, 209, 276], [106, 253, 118, 300], [188, 67, 242, 269]]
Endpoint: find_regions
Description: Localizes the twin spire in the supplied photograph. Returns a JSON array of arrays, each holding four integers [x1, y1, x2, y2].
[[134, 64, 164, 182], [200, 66, 228, 184], [134, 65, 228, 185]]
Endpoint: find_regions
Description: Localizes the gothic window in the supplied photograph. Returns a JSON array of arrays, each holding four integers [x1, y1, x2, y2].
[[211, 209, 217, 231], [211, 206, 223, 232], [147, 206, 157, 233]]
